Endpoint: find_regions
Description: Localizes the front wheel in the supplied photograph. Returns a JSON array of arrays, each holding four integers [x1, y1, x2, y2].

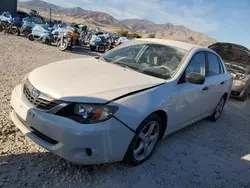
[[208, 96, 226, 121], [12, 28, 20, 36], [124, 114, 163, 166], [58, 39, 68, 51]]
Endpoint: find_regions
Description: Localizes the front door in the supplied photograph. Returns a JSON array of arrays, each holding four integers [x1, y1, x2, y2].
[[167, 51, 210, 132]]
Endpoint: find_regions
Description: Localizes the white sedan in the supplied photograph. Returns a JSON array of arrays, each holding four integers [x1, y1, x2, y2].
[[10, 39, 232, 165]]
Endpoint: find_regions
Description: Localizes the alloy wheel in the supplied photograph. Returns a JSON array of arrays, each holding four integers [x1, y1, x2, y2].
[[133, 121, 160, 161]]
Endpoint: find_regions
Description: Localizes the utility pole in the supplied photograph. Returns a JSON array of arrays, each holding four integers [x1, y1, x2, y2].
[[49, 8, 52, 26]]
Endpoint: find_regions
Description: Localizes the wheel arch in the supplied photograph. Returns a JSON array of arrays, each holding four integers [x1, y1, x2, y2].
[[150, 110, 168, 139], [223, 92, 228, 100]]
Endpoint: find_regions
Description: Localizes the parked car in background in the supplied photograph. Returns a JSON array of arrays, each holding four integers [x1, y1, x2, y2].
[[10, 39, 232, 166], [209, 42, 250, 101]]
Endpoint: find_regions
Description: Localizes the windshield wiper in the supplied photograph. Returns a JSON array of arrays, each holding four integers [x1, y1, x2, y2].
[[113, 62, 141, 72]]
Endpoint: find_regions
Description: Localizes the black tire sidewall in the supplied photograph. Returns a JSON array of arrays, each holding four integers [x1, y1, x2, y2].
[[28, 35, 34, 41], [124, 114, 163, 166], [209, 96, 226, 121], [58, 40, 68, 51]]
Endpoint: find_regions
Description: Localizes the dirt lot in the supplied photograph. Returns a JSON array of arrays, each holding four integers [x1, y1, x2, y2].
[[0, 33, 250, 188]]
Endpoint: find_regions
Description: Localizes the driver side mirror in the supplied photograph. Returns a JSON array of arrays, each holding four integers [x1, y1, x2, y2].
[[185, 72, 205, 85]]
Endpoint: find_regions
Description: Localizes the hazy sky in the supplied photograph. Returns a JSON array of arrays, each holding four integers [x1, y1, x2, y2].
[[19, 0, 250, 48]]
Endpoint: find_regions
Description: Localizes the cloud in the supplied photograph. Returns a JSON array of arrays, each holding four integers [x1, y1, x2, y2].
[[19, 0, 218, 33]]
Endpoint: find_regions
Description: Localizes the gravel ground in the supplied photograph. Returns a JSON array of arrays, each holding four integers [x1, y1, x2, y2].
[[1, 33, 250, 188]]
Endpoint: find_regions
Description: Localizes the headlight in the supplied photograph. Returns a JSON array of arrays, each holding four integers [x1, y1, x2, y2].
[[56, 104, 119, 124]]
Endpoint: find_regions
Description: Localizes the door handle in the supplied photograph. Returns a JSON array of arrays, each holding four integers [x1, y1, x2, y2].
[[202, 86, 209, 91], [221, 81, 225, 85]]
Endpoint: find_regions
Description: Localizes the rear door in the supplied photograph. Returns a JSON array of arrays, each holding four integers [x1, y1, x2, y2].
[[204, 52, 228, 113]]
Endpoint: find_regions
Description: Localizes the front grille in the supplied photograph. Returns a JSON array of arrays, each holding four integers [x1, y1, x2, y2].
[[23, 84, 59, 110], [15, 113, 59, 145]]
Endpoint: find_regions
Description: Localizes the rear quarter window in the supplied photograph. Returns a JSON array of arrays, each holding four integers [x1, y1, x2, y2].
[[217, 57, 225, 73]]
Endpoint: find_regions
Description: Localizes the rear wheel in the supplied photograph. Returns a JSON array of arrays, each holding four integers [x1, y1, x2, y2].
[[208, 96, 226, 121], [124, 114, 163, 166], [23, 30, 30, 38], [28, 34, 34, 41]]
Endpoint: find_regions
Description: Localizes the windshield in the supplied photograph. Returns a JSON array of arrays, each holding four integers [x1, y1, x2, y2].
[[101, 41, 188, 79]]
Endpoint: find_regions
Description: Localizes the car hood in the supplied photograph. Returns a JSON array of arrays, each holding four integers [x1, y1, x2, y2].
[[28, 58, 165, 103], [208, 42, 250, 66]]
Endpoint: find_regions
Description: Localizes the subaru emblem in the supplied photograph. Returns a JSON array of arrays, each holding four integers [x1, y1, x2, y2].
[[31, 89, 40, 98]]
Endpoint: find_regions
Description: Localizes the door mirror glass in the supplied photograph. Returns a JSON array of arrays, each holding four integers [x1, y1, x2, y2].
[[185, 72, 205, 85]]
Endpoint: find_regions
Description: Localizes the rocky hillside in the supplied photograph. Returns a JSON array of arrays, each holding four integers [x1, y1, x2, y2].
[[121, 19, 216, 46], [18, 0, 216, 46], [80, 11, 128, 29]]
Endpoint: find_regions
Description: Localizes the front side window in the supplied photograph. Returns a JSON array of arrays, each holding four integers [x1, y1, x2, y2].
[[207, 52, 221, 76], [101, 42, 188, 79], [185, 52, 206, 76]]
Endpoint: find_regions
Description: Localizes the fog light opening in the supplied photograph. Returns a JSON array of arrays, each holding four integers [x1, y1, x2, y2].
[[86, 148, 92, 156]]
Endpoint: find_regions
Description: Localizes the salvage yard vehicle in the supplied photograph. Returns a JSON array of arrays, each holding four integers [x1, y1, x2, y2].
[[57, 26, 79, 51], [0, 12, 22, 35], [209, 42, 250, 101], [28, 24, 53, 44], [10, 39, 232, 166]]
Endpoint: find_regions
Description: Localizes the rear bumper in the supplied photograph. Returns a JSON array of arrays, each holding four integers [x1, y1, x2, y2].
[[10, 84, 135, 164], [230, 86, 247, 98]]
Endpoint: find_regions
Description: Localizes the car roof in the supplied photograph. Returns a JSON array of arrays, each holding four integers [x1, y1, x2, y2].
[[136, 38, 202, 51]]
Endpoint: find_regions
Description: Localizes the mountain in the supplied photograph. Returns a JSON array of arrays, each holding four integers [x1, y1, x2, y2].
[[80, 11, 128, 29], [121, 19, 158, 31], [121, 19, 216, 46], [18, 0, 88, 16], [18, 0, 216, 46], [18, 0, 128, 29], [18, 0, 60, 11]]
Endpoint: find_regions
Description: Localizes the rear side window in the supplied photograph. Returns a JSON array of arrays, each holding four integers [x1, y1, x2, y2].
[[207, 52, 221, 76], [217, 57, 225, 73]]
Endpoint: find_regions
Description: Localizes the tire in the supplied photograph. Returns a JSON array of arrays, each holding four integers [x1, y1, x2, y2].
[[90, 45, 96, 51], [12, 28, 20, 36], [58, 39, 68, 51], [28, 34, 34, 41], [208, 95, 226, 122], [123, 114, 163, 166], [239, 89, 248, 102], [45, 39, 50, 45], [23, 31, 30, 38]]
